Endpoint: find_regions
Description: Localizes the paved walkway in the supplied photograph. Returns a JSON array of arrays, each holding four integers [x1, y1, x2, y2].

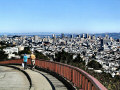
[[10, 65, 68, 90], [23, 68, 53, 90], [0, 65, 68, 90], [32, 69, 68, 90], [0, 66, 29, 90]]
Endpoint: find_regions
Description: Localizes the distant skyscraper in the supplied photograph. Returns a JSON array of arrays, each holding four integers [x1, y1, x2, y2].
[[100, 38, 111, 50], [61, 33, 65, 38], [88, 35, 91, 39], [82, 34, 85, 38], [100, 39, 104, 48], [85, 34, 89, 38], [92, 35, 96, 40], [110, 37, 113, 41], [52, 34, 55, 39], [52, 34, 56, 44], [34, 35, 39, 42], [70, 34, 73, 38], [105, 35, 109, 39]]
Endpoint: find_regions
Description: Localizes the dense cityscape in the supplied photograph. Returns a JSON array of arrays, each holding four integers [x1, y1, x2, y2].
[[0, 33, 120, 89], [0, 33, 120, 75]]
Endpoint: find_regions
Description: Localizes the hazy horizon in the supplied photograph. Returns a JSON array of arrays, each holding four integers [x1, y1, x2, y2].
[[0, 31, 120, 34]]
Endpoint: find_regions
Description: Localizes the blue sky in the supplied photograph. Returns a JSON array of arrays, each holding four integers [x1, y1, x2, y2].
[[0, 0, 120, 33]]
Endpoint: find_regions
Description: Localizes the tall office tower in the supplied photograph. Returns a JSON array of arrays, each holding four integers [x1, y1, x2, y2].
[[34, 35, 39, 42], [52, 34, 55, 39], [47, 36, 50, 42], [116, 39, 120, 42], [85, 33, 89, 38], [100, 38, 111, 49], [88, 35, 91, 39], [100, 39, 104, 50], [92, 35, 96, 40], [100, 39, 103, 46], [82, 34, 85, 38], [61, 33, 65, 39], [119, 39, 120, 42], [70, 34, 73, 38], [105, 35, 109, 39], [110, 37, 113, 41], [52, 34, 56, 44]]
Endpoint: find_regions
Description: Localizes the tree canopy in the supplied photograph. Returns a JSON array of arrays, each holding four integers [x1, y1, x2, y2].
[[73, 54, 85, 65], [54, 50, 73, 63], [18, 47, 31, 55], [34, 50, 49, 60], [0, 50, 8, 61], [87, 60, 102, 69]]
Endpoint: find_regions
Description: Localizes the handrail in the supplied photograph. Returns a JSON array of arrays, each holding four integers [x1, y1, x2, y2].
[[0, 59, 107, 90]]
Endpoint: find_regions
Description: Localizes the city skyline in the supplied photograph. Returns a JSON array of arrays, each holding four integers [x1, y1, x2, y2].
[[0, 0, 120, 33]]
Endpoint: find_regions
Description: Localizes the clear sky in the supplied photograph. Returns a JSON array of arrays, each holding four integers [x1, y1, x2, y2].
[[0, 0, 120, 33]]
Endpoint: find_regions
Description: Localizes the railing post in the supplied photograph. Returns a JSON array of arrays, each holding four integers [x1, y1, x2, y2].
[[92, 86, 96, 90], [82, 75, 85, 89], [85, 78, 88, 90], [88, 81, 92, 90]]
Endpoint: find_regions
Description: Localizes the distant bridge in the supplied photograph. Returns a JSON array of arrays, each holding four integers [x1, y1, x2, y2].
[[0, 59, 107, 90]]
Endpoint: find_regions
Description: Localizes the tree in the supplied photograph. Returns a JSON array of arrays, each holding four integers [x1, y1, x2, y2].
[[91, 54, 96, 59], [18, 47, 31, 55], [0, 50, 8, 61], [34, 50, 49, 60], [54, 50, 73, 63], [73, 54, 85, 65], [0, 41, 16, 49], [87, 60, 102, 69]]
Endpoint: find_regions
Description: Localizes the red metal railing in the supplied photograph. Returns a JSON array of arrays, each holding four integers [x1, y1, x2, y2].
[[0, 59, 107, 90]]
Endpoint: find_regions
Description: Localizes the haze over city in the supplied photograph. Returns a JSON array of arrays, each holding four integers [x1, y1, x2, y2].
[[0, 0, 120, 33]]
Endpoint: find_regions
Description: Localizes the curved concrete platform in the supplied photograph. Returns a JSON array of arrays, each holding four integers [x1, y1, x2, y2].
[[0, 65, 68, 90], [32, 69, 68, 90], [14, 65, 68, 90], [24, 68, 53, 90], [0, 66, 30, 90]]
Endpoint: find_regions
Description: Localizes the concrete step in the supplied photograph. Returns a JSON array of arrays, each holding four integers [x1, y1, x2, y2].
[[12, 65, 68, 90], [33, 69, 68, 90]]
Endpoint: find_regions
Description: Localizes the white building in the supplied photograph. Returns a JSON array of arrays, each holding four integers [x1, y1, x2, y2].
[[3, 47, 18, 54]]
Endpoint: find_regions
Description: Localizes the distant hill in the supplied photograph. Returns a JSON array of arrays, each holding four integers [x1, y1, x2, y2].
[[0, 32, 120, 39], [94, 33, 120, 39], [0, 32, 60, 35]]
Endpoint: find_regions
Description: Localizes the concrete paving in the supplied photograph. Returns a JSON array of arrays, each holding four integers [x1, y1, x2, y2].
[[13, 65, 68, 90], [0, 66, 30, 90], [33, 69, 68, 90], [0, 65, 68, 90], [24, 69, 53, 90]]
